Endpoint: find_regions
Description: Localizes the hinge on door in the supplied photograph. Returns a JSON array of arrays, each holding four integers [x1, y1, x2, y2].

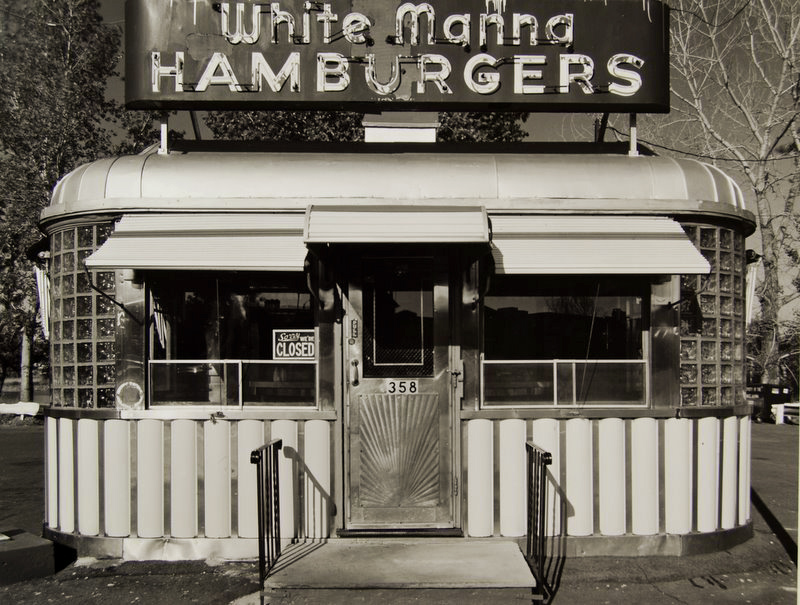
[[453, 476, 459, 497]]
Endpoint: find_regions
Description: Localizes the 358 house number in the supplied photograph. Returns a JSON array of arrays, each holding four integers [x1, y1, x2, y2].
[[383, 380, 419, 394]]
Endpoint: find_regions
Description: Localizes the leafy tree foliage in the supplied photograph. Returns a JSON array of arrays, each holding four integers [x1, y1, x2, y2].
[[0, 0, 121, 397], [205, 110, 528, 142]]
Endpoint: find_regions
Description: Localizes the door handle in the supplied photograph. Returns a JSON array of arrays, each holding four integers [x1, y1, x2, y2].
[[350, 360, 359, 386]]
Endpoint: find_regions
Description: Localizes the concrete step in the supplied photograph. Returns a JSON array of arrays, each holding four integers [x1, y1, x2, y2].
[[0, 529, 55, 585]]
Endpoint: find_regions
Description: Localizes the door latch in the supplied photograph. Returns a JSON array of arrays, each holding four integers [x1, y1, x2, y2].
[[450, 360, 464, 402]]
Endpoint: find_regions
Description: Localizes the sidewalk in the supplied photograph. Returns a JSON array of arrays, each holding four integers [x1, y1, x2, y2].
[[0, 423, 795, 604]]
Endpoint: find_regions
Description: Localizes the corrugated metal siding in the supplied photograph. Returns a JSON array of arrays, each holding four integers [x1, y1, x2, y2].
[[490, 216, 710, 274], [85, 213, 307, 271]]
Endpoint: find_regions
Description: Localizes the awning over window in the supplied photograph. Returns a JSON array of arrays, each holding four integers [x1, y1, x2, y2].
[[491, 216, 710, 274], [85, 213, 307, 271], [304, 205, 489, 243]]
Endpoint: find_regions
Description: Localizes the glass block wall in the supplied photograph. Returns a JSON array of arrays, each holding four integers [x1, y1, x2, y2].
[[680, 224, 747, 407], [50, 223, 116, 408]]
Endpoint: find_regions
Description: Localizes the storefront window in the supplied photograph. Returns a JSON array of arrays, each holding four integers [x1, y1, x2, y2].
[[482, 276, 647, 407], [148, 272, 315, 407]]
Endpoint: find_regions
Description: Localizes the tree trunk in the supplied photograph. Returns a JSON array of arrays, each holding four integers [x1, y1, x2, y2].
[[20, 324, 31, 402], [757, 216, 784, 384]]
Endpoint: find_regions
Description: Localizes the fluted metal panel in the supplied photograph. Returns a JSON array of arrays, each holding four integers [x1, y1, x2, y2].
[[204, 420, 232, 538], [46, 417, 59, 528], [270, 420, 298, 541], [598, 418, 626, 536], [170, 420, 198, 538], [664, 418, 693, 534], [530, 418, 560, 537], [58, 418, 75, 533], [499, 419, 526, 537], [697, 417, 720, 532], [631, 418, 659, 535], [137, 419, 164, 538], [237, 420, 265, 539], [77, 419, 100, 536], [359, 394, 439, 508], [467, 419, 493, 537], [104, 420, 131, 537]]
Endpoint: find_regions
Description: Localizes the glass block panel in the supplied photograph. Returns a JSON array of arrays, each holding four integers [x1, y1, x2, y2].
[[720, 252, 732, 271], [97, 318, 114, 338], [78, 366, 93, 386], [681, 274, 698, 290], [720, 319, 732, 337], [680, 340, 697, 361], [62, 320, 74, 340], [734, 275, 743, 293], [51, 366, 61, 386], [78, 226, 94, 247], [78, 388, 94, 408], [720, 297, 732, 316], [77, 249, 91, 263], [63, 275, 75, 296], [53, 389, 63, 407], [52, 344, 61, 364], [702, 318, 717, 337], [63, 344, 75, 363], [720, 274, 732, 293], [96, 295, 114, 315], [735, 321, 743, 338], [721, 387, 733, 406], [63, 366, 75, 385], [734, 234, 743, 252], [701, 341, 717, 361], [52, 322, 62, 341], [77, 319, 92, 339], [62, 229, 75, 248], [702, 387, 718, 406], [701, 273, 717, 293], [700, 228, 717, 248], [97, 364, 115, 384], [734, 298, 743, 317], [721, 365, 732, 384], [720, 229, 732, 249], [62, 252, 75, 272], [734, 343, 743, 361], [702, 365, 717, 383], [52, 254, 62, 274], [63, 389, 76, 407], [98, 388, 115, 408], [680, 364, 697, 383], [77, 295, 93, 317], [77, 272, 91, 294], [96, 272, 115, 292], [63, 298, 75, 319], [720, 342, 732, 361], [681, 387, 698, 406], [702, 250, 717, 273], [77, 342, 93, 363], [53, 233, 62, 253], [734, 365, 744, 382], [683, 225, 697, 241], [52, 276, 62, 298], [700, 295, 716, 315], [96, 341, 114, 361], [97, 224, 111, 244]]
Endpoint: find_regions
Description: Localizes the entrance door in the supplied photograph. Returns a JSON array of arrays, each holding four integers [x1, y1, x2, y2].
[[344, 254, 455, 529]]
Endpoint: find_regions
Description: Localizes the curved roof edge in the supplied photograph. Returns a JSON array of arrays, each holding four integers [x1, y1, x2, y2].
[[44, 148, 754, 232]]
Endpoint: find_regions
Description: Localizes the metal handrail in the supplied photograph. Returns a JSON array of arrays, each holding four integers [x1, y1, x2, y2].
[[251, 439, 283, 588], [526, 441, 553, 602]]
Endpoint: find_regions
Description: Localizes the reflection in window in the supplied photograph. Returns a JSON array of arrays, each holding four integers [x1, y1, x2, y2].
[[363, 258, 433, 378], [482, 276, 648, 407], [148, 272, 315, 406]]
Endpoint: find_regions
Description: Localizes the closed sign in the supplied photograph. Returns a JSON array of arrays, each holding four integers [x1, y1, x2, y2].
[[273, 329, 316, 360]]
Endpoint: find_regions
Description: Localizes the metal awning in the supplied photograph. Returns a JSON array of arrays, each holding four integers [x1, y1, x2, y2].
[[491, 216, 710, 274], [85, 213, 307, 271], [304, 205, 490, 243]]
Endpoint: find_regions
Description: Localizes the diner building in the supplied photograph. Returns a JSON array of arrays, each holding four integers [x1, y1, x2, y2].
[[38, 135, 756, 560]]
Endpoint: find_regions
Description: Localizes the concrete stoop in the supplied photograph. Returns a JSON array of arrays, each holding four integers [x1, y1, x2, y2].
[[232, 539, 538, 604], [0, 529, 55, 585]]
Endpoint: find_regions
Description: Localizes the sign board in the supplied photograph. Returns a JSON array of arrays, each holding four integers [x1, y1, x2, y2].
[[273, 329, 316, 360], [126, 0, 669, 112]]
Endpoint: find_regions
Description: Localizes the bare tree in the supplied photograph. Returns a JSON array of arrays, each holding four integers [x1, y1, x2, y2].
[[646, 0, 800, 382]]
